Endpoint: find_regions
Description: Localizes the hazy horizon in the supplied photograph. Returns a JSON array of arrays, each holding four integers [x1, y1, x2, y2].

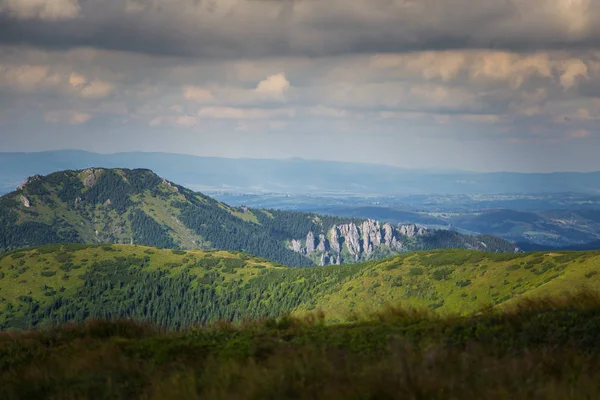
[[2, 149, 600, 175]]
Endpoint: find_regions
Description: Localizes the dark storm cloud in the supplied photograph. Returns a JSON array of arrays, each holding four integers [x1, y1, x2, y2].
[[0, 0, 598, 58]]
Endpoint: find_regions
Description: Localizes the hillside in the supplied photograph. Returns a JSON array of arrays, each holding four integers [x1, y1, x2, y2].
[[1, 244, 598, 330], [0, 168, 517, 267], [3, 293, 600, 399]]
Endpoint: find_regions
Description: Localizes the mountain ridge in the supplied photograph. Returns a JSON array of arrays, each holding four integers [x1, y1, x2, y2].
[[2, 150, 600, 196], [0, 168, 518, 266]]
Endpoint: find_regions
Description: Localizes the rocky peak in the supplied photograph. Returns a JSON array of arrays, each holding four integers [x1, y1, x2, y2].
[[83, 168, 103, 187], [338, 223, 362, 260], [329, 227, 341, 253], [398, 224, 427, 237], [306, 231, 316, 255], [317, 233, 328, 252], [290, 239, 304, 254], [18, 175, 41, 191], [162, 178, 179, 192], [382, 223, 394, 246]]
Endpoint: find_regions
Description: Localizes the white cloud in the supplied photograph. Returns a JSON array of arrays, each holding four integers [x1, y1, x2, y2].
[[0, 0, 80, 21], [69, 73, 115, 99], [568, 129, 592, 138], [149, 115, 198, 127], [183, 86, 215, 103], [44, 110, 91, 125], [559, 58, 589, 88], [255, 73, 291, 101], [0, 64, 61, 91], [307, 105, 349, 118], [197, 107, 295, 119]]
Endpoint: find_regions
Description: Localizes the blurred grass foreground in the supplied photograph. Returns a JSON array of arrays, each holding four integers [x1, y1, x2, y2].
[[2, 291, 600, 399]]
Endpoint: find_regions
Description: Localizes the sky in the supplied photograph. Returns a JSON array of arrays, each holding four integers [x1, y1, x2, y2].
[[0, 0, 599, 173]]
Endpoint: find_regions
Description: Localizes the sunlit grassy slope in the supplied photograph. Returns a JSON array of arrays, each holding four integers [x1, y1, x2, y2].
[[1, 244, 599, 330]]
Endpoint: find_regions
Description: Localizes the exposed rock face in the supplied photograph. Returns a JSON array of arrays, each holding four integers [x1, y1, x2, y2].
[[399, 224, 426, 237], [162, 178, 179, 192], [18, 175, 41, 190], [20, 195, 30, 208], [338, 223, 361, 260], [289, 220, 431, 265], [383, 223, 394, 246], [329, 227, 341, 253], [290, 239, 304, 254], [83, 168, 102, 187], [306, 231, 316, 255], [317, 234, 328, 252]]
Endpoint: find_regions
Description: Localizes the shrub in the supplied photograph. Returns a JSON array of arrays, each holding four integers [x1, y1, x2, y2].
[[585, 271, 598, 279], [456, 280, 472, 288], [408, 267, 424, 276], [432, 268, 453, 281], [41, 271, 57, 277], [506, 264, 521, 272]]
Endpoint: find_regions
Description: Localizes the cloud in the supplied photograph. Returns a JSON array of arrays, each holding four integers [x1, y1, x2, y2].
[[68, 73, 114, 99], [1, 0, 600, 58], [197, 106, 295, 119], [44, 109, 91, 124], [559, 58, 589, 88], [255, 73, 291, 101], [568, 128, 592, 138], [183, 86, 215, 103], [0, 0, 80, 21], [149, 115, 198, 127], [0, 64, 60, 91]]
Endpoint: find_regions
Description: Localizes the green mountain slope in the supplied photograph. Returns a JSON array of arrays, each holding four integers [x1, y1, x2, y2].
[[1, 244, 598, 330], [0, 168, 518, 267]]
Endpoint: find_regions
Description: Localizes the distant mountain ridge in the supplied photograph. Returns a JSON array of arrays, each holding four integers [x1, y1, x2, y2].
[[0, 168, 518, 266], [1, 150, 600, 196]]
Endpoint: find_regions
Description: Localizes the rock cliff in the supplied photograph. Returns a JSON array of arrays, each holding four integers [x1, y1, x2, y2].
[[289, 220, 424, 265]]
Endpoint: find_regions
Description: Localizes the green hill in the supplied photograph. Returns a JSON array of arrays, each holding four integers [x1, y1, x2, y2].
[[0, 168, 518, 267], [1, 244, 598, 330]]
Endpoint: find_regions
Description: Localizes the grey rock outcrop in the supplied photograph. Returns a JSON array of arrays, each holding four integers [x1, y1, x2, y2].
[[20, 195, 30, 208], [162, 178, 179, 192], [317, 234, 328, 252], [306, 231, 316, 255], [83, 168, 103, 187], [338, 223, 361, 259], [288, 219, 433, 266], [398, 224, 426, 237], [18, 175, 41, 190], [329, 227, 341, 253]]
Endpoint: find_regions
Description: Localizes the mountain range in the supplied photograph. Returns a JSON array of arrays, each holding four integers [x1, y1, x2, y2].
[[2, 150, 600, 196], [0, 168, 517, 267]]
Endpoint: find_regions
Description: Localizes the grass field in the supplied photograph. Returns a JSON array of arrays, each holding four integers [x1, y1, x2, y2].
[[1, 291, 600, 399]]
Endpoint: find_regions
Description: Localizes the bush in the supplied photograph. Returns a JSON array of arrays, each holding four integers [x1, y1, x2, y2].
[[41, 271, 57, 277], [408, 267, 424, 276], [432, 268, 453, 281], [505, 264, 521, 272], [456, 280, 472, 288]]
